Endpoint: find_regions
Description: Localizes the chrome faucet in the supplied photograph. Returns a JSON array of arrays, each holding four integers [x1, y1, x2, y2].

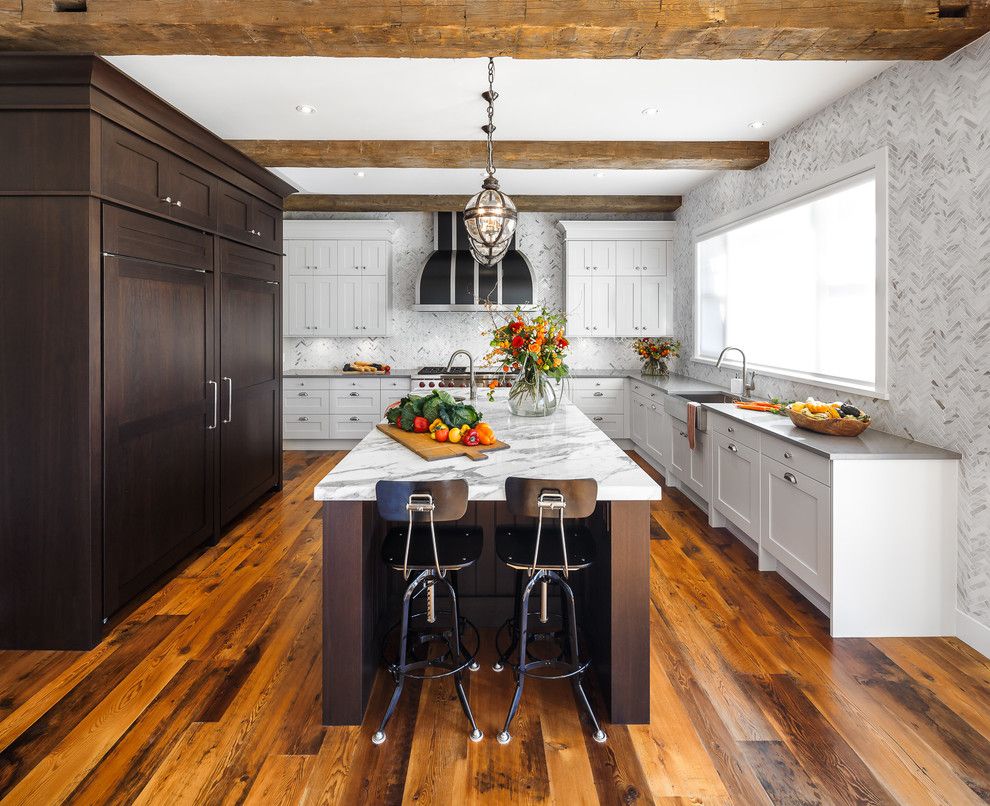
[[445, 349, 476, 401], [715, 346, 756, 397]]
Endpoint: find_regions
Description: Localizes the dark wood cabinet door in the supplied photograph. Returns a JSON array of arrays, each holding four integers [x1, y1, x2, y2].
[[220, 237, 280, 282], [101, 121, 170, 214], [103, 253, 216, 616], [219, 273, 281, 524], [218, 182, 254, 243], [252, 199, 282, 253], [167, 155, 219, 230]]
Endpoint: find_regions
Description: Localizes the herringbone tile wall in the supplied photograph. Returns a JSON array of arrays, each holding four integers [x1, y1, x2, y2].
[[670, 33, 990, 630]]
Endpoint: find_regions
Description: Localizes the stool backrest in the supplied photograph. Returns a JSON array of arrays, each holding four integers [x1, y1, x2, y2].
[[503, 477, 598, 520], [375, 479, 469, 523]]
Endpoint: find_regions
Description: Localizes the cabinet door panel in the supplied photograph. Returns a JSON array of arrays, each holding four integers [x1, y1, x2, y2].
[[221, 238, 279, 282], [640, 276, 670, 336], [714, 433, 760, 538], [101, 122, 169, 213], [615, 275, 640, 337], [337, 275, 362, 334], [615, 241, 642, 275], [168, 155, 218, 230], [641, 240, 668, 276], [338, 242, 362, 276], [591, 276, 616, 336], [669, 419, 690, 479], [566, 241, 594, 275], [762, 457, 831, 599], [591, 240, 616, 275], [688, 434, 708, 499], [287, 241, 314, 275], [218, 183, 253, 242], [220, 274, 280, 524], [313, 240, 337, 274], [286, 276, 312, 336], [646, 401, 667, 464], [103, 204, 212, 271], [566, 276, 593, 337], [361, 240, 388, 275], [103, 255, 214, 616], [252, 200, 281, 252], [631, 396, 647, 446], [361, 274, 388, 335], [313, 275, 339, 336]]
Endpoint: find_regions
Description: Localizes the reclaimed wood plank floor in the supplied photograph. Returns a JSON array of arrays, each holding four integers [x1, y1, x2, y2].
[[2, 449, 990, 805]]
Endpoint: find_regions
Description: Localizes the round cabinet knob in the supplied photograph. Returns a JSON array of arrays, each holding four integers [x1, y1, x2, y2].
[[174, 200, 182, 207], [727, 426, 734, 433], [784, 451, 793, 459], [161, 196, 172, 204], [592, 326, 598, 331]]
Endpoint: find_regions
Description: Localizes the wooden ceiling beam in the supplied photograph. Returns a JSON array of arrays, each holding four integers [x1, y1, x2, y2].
[[230, 140, 769, 171], [284, 194, 682, 213], [0, 1, 987, 60]]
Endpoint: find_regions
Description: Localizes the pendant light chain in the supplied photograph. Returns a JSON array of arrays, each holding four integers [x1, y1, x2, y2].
[[485, 57, 496, 178]]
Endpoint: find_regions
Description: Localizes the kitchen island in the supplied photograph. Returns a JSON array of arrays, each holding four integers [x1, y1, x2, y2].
[[315, 398, 662, 726]]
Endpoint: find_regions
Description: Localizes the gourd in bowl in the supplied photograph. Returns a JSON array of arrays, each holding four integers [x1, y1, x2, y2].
[[787, 399, 870, 437]]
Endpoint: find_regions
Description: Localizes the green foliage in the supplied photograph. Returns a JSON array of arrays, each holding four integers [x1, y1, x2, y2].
[[386, 390, 482, 431]]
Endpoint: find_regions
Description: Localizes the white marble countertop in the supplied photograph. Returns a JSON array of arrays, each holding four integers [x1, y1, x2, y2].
[[314, 399, 663, 502]]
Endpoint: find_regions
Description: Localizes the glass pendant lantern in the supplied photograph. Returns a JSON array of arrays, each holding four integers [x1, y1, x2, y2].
[[464, 58, 517, 268]]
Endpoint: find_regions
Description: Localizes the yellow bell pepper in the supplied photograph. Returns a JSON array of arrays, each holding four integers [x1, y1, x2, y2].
[[428, 418, 446, 433], [448, 426, 463, 444]]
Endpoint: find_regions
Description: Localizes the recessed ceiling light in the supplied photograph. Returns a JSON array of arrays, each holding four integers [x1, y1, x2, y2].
[[295, 104, 317, 115], [594, 171, 606, 179], [749, 120, 766, 129], [353, 171, 365, 178], [641, 107, 661, 117]]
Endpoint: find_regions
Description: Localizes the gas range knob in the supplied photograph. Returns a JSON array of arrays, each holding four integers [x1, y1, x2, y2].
[[437, 381, 445, 387], [428, 382, 435, 388], [418, 381, 426, 388]]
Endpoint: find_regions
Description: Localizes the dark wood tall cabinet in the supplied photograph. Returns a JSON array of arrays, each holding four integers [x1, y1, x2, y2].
[[0, 55, 294, 649]]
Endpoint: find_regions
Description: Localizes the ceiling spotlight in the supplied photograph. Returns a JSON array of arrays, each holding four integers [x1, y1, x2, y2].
[[594, 171, 606, 179], [641, 107, 660, 117], [749, 120, 766, 129], [295, 104, 317, 115], [354, 171, 365, 178]]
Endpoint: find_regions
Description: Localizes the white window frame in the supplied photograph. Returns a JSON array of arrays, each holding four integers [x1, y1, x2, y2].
[[692, 148, 889, 399]]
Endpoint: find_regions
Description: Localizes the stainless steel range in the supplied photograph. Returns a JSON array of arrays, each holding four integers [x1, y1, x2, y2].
[[413, 365, 513, 391]]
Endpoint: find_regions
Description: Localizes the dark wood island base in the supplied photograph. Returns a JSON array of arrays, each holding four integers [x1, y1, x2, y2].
[[321, 498, 651, 727]]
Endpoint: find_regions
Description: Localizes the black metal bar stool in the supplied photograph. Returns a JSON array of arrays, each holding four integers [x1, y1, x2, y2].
[[372, 479, 484, 745], [492, 476, 607, 745]]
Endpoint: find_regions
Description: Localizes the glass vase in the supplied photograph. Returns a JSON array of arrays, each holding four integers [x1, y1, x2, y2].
[[642, 358, 669, 377], [508, 367, 559, 417]]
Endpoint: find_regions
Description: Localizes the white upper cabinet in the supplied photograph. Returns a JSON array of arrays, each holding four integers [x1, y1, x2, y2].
[[559, 221, 675, 338], [283, 220, 395, 339]]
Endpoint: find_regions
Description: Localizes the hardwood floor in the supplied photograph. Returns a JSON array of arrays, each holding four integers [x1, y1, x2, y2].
[[2, 449, 990, 805]]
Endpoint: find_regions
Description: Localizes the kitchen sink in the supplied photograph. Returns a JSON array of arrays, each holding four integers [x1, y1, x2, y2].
[[665, 391, 746, 432]]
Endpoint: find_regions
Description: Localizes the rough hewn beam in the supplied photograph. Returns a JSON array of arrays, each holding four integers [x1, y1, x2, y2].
[[0, 1, 987, 59], [230, 140, 769, 171], [284, 194, 682, 213]]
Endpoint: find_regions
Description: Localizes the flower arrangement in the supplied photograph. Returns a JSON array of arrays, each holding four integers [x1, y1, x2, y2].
[[484, 307, 569, 414], [633, 337, 680, 376]]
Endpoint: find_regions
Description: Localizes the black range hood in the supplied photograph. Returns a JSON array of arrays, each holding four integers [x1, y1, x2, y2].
[[415, 212, 535, 311]]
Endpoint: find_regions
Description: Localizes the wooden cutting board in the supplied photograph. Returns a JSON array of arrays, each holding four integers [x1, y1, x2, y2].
[[376, 424, 510, 462]]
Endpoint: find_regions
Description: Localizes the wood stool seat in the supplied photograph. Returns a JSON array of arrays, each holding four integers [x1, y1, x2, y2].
[[382, 525, 483, 572], [495, 524, 595, 571]]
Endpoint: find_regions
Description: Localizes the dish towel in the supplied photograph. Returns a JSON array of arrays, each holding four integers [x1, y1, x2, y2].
[[687, 402, 699, 450]]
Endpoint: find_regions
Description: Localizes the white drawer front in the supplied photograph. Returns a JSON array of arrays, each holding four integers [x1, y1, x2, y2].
[[331, 414, 379, 439], [381, 377, 412, 392], [283, 389, 331, 414], [332, 389, 382, 414], [630, 381, 664, 403], [284, 376, 331, 391], [283, 414, 331, 440], [762, 433, 830, 486], [573, 388, 624, 415], [587, 413, 625, 439], [571, 377, 627, 391], [711, 414, 760, 451], [331, 377, 382, 391]]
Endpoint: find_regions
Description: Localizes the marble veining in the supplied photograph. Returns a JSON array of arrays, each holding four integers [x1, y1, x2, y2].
[[314, 400, 662, 502]]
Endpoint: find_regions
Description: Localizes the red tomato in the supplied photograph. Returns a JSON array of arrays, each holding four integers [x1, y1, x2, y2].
[[412, 416, 429, 433]]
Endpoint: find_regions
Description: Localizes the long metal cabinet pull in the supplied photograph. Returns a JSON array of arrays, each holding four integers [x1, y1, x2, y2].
[[223, 377, 233, 424], [207, 380, 218, 430]]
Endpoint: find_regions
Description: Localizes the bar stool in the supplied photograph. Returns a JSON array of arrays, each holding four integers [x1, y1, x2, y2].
[[372, 479, 484, 745], [492, 477, 607, 745]]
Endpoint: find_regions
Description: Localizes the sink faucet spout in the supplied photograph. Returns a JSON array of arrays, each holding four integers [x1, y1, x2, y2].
[[445, 350, 476, 402], [715, 346, 756, 397]]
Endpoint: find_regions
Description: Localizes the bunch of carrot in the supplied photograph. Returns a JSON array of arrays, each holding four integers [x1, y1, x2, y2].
[[734, 401, 782, 413]]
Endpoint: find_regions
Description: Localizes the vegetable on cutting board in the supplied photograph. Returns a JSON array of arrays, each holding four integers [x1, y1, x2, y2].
[[384, 389, 486, 434]]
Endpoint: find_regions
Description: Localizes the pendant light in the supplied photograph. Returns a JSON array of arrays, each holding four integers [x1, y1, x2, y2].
[[463, 57, 517, 267]]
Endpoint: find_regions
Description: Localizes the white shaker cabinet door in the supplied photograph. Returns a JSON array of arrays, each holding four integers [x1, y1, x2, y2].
[[361, 240, 389, 275], [640, 240, 668, 276], [761, 456, 832, 600], [286, 240, 314, 275], [566, 241, 594, 275], [337, 241, 362, 276], [713, 432, 760, 539], [286, 275, 313, 336], [337, 274, 362, 335], [591, 240, 616, 275], [615, 275, 640, 337], [615, 241, 642, 276], [566, 276, 594, 336], [312, 240, 337, 274], [312, 275, 339, 336], [646, 401, 667, 465], [591, 276, 616, 336], [361, 274, 388, 335], [640, 275, 671, 336], [669, 419, 691, 480], [631, 396, 648, 446]]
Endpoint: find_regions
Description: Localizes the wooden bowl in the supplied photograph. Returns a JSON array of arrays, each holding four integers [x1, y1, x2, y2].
[[787, 408, 871, 437]]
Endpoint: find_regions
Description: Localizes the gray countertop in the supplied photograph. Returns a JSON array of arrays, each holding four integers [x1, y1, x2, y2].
[[283, 367, 418, 378]]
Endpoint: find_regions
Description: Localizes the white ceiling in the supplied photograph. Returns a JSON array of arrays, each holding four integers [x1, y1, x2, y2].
[[107, 55, 890, 196]]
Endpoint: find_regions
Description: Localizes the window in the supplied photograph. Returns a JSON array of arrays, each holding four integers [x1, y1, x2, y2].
[[695, 151, 887, 396]]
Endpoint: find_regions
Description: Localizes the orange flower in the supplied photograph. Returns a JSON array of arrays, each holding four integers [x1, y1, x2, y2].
[[528, 343, 539, 353]]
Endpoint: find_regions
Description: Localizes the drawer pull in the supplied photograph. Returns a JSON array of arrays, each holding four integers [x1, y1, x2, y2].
[[784, 472, 798, 485], [679, 431, 688, 438], [783, 451, 793, 459], [298, 391, 308, 397], [349, 392, 360, 397], [298, 416, 309, 422], [593, 392, 604, 397], [349, 416, 360, 422], [593, 416, 604, 422], [728, 443, 738, 453]]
